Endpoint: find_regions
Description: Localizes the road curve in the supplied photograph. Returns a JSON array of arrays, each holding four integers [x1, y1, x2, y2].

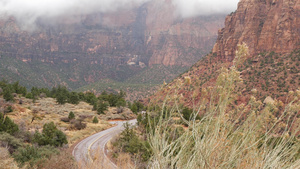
[[72, 119, 137, 169]]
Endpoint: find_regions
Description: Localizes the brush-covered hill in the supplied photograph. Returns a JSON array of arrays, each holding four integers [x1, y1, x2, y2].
[[148, 0, 300, 107]]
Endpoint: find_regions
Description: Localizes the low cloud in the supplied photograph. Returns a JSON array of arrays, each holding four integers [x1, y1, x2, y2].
[[172, 0, 240, 18], [0, 0, 150, 30], [0, 0, 239, 30]]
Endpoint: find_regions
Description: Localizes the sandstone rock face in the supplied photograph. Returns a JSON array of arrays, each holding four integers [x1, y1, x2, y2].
[[213, 0, 300, 61], [145, 0, 224, 66]]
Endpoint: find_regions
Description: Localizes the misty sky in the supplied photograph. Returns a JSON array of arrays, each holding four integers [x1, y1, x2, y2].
[[0, 0, 239, 29]]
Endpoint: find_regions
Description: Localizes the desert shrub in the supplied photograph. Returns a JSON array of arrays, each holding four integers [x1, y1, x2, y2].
[[92, 103, 97, 111], [78, 114, 92, 120], [68, 92, 79, 105], [98, 90, 126, 107], [33, 122, 68, 147], [5, 105, 13, 113], [13, 145, 39, 166], [14, 130, 33, 144], [97, 101, 108, 114], [25, 92, 33, 99], [60, 117, 70, 123], [117, 107, 124, 114], [55, 86, 69, 104], [114, 123, 152, 162], [0, 132, 23, 153], [39, 93, 46, 98], [116, 99, 126, 108], [84, 92, 97, 105], [92, 117, 98, 124], [68, 111, 75, 120], [130, 100, 144, 114], [0, 113, 19, 135], [3, 86, 14, 102], [13, 145, 59, 167], [18, 99, 23, 104], [70, 119, 86, 130], [40, 150, 77, 169], [130, 104, 138, 114]]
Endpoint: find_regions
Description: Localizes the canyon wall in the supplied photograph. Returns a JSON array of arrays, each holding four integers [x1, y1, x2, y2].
[[0, 1, 225, 68], [213, 0, 300, 61]]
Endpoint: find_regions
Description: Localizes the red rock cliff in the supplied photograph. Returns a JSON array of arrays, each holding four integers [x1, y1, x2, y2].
[[213, 0, 300, 61]]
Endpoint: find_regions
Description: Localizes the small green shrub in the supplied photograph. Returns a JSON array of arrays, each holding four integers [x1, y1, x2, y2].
[[92, 117, 98, 124], [70, 119, 86, 130], [68, 111, 75, 120], [0, 113, 19, 135], [33, 122, 68, 147], [13, 145, 59, 167], [0, 132, 23, 153]]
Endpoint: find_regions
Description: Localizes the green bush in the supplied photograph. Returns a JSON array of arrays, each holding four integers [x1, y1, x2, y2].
[[0, 132, 23, 153], [0, 113, 19, 135], [68, 92, 79, 104], [6, 105, 13, 113], [97, 101, 108, 114], [68, 111, 75, 120], [13, 145, 59, 167], [3, 86, 14, 102], [70, 119, 87, 130], [25, 92, 33, 99], [92, 117, 98, 124], [33, 122, 68, 147], [115, 123, 152, 161], [55, 86, 69, 104], [130, 101, 144, 114]]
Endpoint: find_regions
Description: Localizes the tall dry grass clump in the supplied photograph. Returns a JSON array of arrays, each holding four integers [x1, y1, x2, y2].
[[147, 43, 300, 169]]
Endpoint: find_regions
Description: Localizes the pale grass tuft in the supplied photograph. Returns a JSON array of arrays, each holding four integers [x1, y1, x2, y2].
[[0, 147, 19, 169]]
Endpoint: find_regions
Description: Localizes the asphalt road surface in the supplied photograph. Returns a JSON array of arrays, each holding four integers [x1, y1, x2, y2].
[[72, 119, 137, 169]]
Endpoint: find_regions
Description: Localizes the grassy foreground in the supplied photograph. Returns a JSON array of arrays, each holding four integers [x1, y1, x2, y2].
[[147, 44, 300, 168]]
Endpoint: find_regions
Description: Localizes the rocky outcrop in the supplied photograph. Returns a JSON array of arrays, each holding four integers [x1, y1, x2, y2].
[[213, 0, 300, 61]]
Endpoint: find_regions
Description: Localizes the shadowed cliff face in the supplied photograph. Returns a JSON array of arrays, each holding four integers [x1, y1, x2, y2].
[[213, 0, 300, 61], [0, 1, 225, 91]]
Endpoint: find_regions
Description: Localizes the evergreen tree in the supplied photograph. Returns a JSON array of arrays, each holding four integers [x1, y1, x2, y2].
[[116, 99, 126, 108], [33, 122, 67, 147], [84, 92, 97, 105], [25, 92, 33, 99], [97, 101, 108, 114], [12, 81, 20, 93], [55, 86, 69, 105], [69, 92, 79, 104], [131, 104, 138, 114], [3, 86, 14, 102], [92, 103, 98, 111], [92, 117, 98, 123], [68, 111, 75, 120], [0, 113, 19, 135], [19, 86, 27, 96]]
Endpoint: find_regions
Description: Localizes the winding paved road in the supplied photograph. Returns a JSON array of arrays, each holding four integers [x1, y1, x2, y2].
[[72, 119, 137, 169]]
